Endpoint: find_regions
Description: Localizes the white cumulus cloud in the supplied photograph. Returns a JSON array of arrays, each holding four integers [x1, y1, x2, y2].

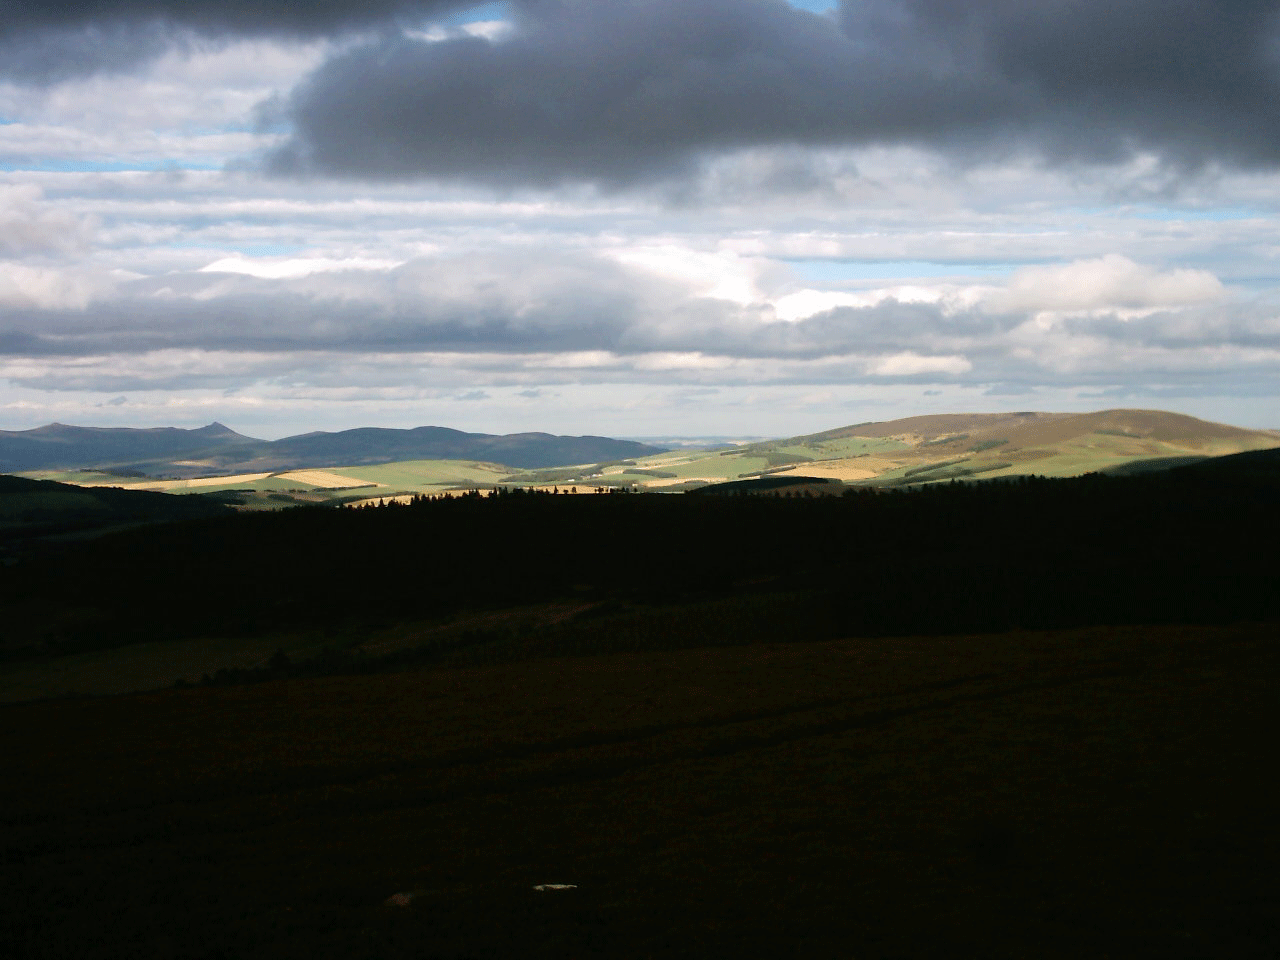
[[199, 256, 403, 279], [991, 255, 1226, 314]]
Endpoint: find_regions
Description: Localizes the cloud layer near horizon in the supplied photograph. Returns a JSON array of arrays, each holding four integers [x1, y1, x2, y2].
[[0, 248, 1264, 389]]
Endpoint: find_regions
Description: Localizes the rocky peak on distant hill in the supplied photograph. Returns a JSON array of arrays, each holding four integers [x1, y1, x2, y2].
[[190, 422, 250, 440]]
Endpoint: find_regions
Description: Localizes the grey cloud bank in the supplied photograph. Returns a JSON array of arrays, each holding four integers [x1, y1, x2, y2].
[[0, 0, 467, 82], [0, 0, 462, 34], [267, 0, 1280, 188]]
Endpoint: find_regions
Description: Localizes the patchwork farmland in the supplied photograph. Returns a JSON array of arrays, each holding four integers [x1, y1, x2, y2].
[[17, 408, 1276, 505]]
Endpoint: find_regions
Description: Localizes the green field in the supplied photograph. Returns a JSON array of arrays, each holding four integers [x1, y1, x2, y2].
[[732, 436, 908, 459], [500, 450, 789, 487], [805, 436, 911, 458], [620, 437, 918, 488], [334, 459, 510, 490], [194, 476, 324, 492], [14, 462, 523, 512], [633, 451, 772, 479], [972, 436, 1200, 480]]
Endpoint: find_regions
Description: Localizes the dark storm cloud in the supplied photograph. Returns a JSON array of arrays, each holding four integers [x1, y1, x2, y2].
[[0, 1, 469, 82], [0, 1, 466, 35], [265, 0, 1280, 187]]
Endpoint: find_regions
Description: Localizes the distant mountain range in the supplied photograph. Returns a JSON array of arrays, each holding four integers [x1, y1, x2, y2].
[[3, 409, 1277, 485], [0, 423, 666, 475]]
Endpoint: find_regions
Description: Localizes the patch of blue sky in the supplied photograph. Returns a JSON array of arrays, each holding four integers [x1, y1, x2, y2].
[[785, 259, 1020, 284], [177, 123, 257, 135], [0, 159, 220, 173], [1062, 203, 1267, 222], [438, 2, 511, 26], [167, 241, 305, 257], [787, 0, 840, 12], [1132, 206, 1267, 222], [1234, 280, 1280, 293]]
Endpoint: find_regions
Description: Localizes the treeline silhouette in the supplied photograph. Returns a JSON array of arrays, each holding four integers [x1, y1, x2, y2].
[[3, 464, 1279, 662]]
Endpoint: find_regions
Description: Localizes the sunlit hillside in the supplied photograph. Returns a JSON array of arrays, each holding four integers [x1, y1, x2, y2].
[[14, 409, 1278, 504], [511, 408, 1280, 492]]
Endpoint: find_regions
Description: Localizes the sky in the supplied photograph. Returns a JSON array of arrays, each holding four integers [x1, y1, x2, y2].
[[1, 0, 1279, 440]]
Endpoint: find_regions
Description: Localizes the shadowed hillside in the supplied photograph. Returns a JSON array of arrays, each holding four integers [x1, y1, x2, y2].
[[264, 426, 664, 471], [0, 422, 666, 475], [0, 421, 252, 473], [0, 474, 232, 561]]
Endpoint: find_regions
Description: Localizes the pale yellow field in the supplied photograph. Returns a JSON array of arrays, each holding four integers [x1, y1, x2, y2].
[[642, 476, 728, 488], [78, 472, 276, 492], [636, 455, 702, 468], [161, 473, 273, 490], [277, 470, 379, 489], [772, 462, 879, 482]]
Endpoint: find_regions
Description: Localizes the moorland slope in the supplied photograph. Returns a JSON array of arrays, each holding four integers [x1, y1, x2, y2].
[[501, 408, 1280, 494]]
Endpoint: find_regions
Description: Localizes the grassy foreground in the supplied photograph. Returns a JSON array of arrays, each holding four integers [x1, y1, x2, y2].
[[4, 622, 1277, 959]]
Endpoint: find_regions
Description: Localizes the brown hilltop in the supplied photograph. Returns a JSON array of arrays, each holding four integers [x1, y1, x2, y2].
[[987, 409, 1272, 450], [802, 411, 1063, 442], [771, 408, 1280, 485], [806, 408, 1277, 450]]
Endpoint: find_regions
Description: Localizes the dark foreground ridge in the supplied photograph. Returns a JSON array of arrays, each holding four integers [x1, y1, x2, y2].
[[0, 473, 232, 553], [4, 460, 1279, 663], [2, 461, 1278, 958]]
